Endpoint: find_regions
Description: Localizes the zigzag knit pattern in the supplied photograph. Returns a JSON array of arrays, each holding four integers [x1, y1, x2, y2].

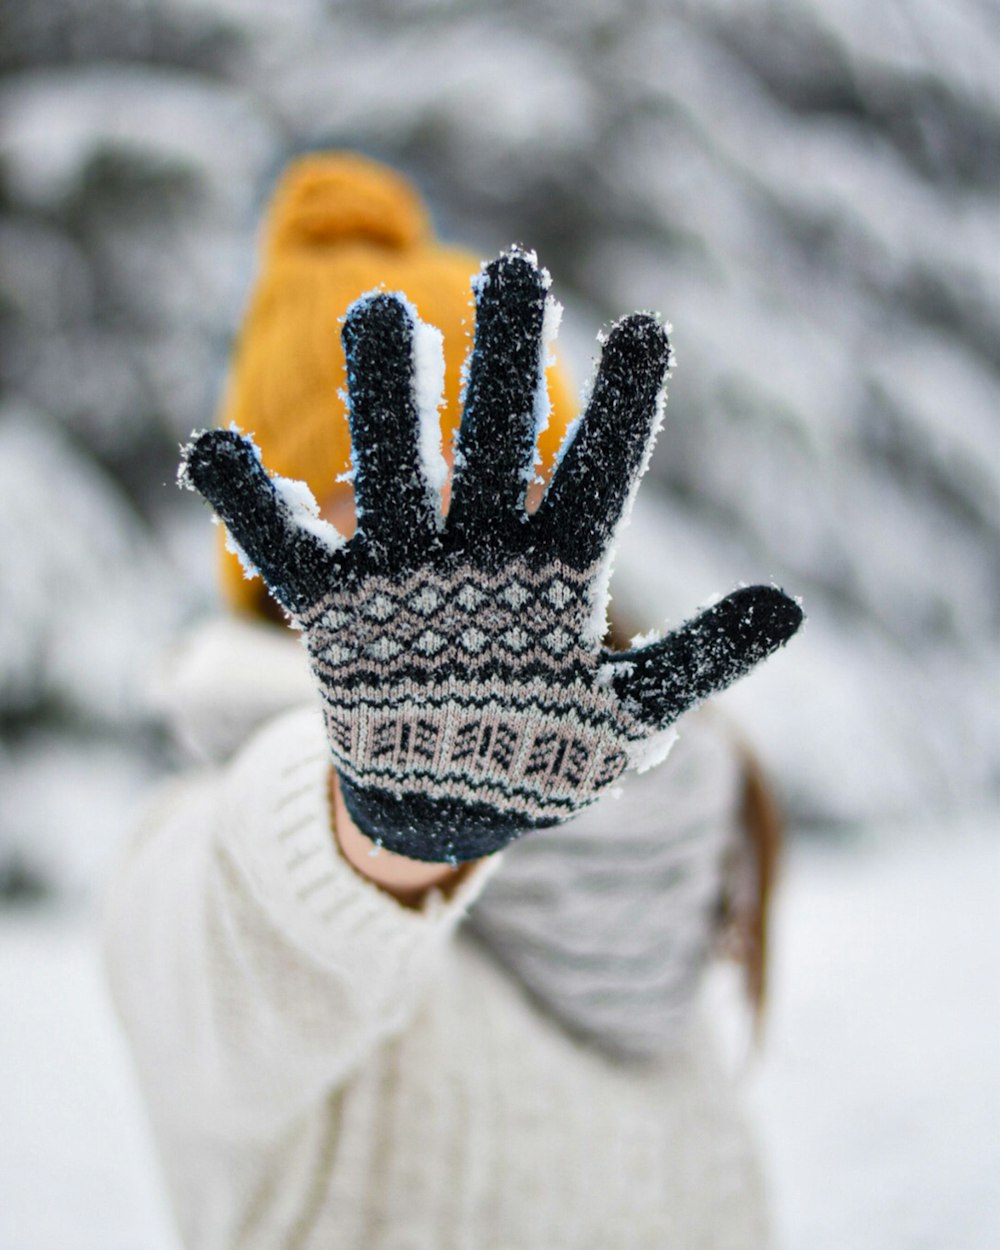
[[298, 557, 648, 854]]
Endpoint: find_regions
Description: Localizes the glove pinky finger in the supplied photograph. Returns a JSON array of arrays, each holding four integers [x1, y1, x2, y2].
[[534, 313, 671, 570]]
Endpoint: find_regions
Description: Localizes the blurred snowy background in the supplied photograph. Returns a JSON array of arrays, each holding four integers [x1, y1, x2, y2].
[[1, 0, 998, 1246]]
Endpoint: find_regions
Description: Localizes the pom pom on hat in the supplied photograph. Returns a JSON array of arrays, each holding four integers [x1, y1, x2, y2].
[[263, 153, 431, 256], [216, 152, 577, 617]]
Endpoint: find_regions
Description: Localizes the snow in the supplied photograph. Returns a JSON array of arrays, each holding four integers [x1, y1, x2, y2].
[[0, 736, 156, 906], [532, 265, 562, 479], [271, 473, 345, 552], [410, 314, 449, 502], [627, 725, 679, 774], [747, 817, 1000, 1250], [0, 910, 177, 1250], [0, 67, 273, 214], [0, 412, 177, 726], [3, 814, 997, 1249]]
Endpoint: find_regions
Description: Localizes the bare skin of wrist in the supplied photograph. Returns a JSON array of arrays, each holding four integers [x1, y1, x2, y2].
[[329, 768, 469, 906]]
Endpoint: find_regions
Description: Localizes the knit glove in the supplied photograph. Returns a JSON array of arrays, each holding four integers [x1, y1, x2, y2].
[[182, 250, 802, 863]]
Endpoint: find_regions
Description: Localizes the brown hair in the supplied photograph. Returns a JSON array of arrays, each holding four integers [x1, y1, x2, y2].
[[718, 744, 784, 1039]]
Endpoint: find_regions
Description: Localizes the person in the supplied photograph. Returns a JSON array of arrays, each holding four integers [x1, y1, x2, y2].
[[104, 152, 801, 1248]]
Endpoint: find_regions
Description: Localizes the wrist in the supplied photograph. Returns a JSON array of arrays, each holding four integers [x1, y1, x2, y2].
[[329, 769, 468, 906]]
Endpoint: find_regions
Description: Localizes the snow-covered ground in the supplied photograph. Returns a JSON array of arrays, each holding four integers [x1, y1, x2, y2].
[[750, 816, 1000, 1250], [3, 815, 997, 1250]]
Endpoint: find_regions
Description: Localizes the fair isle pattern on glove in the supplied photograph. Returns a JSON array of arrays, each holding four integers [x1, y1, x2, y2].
[[299, 558, 641, 837], [182, 250, 803, 863]]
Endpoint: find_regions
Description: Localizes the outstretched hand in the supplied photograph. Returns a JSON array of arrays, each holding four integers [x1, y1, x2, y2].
[[182, 250, 802, 863]]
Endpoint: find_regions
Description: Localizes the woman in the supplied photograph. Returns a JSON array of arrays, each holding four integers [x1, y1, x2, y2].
[[105, 152, 800, 1248]]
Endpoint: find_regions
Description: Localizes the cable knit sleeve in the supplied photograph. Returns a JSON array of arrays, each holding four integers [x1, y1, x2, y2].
[[103, 705, 493, 1145]]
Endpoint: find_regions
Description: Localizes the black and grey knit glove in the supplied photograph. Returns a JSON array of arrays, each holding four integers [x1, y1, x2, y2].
[[182, 250, 802, 863]]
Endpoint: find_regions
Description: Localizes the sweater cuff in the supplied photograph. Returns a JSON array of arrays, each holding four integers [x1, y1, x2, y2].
[[218, 707, 496, 975]]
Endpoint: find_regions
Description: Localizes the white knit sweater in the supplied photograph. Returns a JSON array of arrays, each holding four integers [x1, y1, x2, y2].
[[104, 621, 771, 1249]]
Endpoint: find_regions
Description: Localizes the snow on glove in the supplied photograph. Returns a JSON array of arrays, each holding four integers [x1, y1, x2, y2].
[[181, 249, 803, 863]]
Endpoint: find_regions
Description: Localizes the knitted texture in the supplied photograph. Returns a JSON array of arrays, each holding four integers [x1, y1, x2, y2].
[[151, 615, 753, 1061], [105, 707, 771, 1249], [183, 249, 803, 862], [468, 711, 742, 1059], [216, 153, 577, 617]]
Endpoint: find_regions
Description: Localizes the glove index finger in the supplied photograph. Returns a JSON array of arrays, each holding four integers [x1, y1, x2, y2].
[[534, 313, 671, 571], [181, 428, 344, 615]]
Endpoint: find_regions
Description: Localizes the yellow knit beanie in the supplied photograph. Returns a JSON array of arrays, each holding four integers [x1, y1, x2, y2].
[[217, 151, 577, 617]]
